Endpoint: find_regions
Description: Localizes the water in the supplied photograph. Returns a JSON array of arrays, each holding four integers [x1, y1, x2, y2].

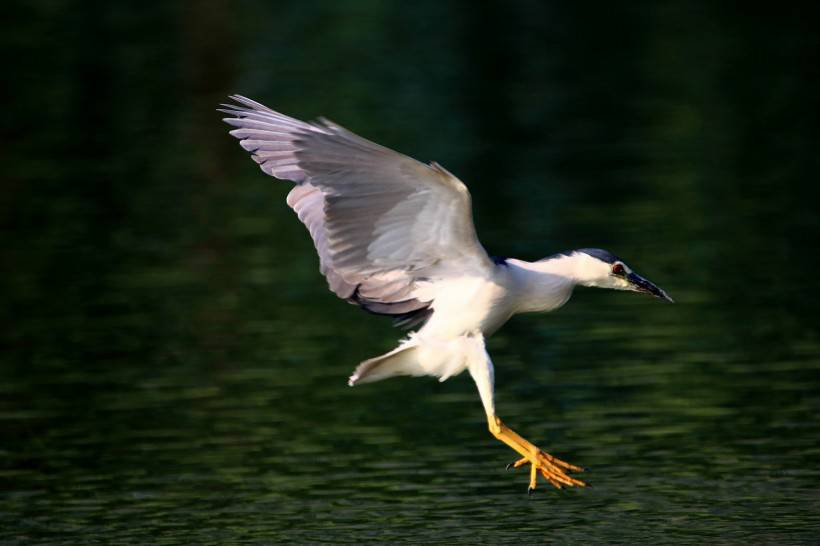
[[2, 2, 819, 544]]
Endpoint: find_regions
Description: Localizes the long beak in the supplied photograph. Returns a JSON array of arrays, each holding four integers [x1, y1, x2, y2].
[[626, 272, 674, 303]]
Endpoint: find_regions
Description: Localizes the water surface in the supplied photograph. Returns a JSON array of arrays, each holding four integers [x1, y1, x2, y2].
[[2, 2, 818, 543]]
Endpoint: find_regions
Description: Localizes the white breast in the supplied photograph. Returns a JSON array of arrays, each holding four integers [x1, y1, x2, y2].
[[414, 272, 514, 339]]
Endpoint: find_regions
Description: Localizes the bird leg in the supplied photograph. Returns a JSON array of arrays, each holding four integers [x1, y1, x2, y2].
[[488, 415, 587, 492]]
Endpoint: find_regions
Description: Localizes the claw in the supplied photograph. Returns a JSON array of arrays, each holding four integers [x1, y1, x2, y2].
[[507, 458, 528, 471], [490, 417, 588, 492], [507, 454, 587, 489]]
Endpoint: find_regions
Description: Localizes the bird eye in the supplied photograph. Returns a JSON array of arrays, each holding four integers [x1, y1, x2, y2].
[[611, 263, 625, 276]]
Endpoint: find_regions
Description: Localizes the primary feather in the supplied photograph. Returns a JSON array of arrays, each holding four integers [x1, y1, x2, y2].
[[220, 95, 493, 328]]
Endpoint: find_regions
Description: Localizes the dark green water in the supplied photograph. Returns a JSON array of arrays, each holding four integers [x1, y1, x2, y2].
[[2, 2, 819, 544]]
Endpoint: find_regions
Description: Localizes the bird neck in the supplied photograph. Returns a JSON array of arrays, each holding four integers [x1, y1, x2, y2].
[[506, 257, 580, 313]]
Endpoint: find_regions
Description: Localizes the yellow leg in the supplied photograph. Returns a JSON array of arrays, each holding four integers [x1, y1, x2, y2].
[[489, 415, 587, 493]]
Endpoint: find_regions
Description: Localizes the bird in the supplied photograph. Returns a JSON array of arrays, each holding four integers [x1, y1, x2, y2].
[[219, 95, 673, 493]]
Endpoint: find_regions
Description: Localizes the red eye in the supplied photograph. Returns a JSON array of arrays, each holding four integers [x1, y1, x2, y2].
[[612, 263, 625, 276]]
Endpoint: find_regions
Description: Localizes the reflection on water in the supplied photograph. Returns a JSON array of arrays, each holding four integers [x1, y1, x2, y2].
[[2, 1, 819, 543]]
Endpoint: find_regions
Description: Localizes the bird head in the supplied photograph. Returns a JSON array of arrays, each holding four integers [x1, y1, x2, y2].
[[570, 248, 674, 302]]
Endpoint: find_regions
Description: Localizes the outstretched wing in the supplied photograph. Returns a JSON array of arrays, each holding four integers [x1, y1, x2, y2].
[[220, 95, 492, 327]]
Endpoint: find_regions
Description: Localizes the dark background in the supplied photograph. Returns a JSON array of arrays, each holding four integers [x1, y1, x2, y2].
[[2, 1, 819, 543]]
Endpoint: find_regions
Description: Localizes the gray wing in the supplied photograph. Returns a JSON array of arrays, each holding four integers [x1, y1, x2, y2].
[[220, 95, 492, 327]]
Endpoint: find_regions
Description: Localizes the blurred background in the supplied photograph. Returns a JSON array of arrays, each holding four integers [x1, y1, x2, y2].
[[2, 1, 819, 543]]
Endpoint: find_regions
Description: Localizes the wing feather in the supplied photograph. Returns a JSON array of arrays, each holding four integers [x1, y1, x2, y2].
[[221, 95, 491, 327]]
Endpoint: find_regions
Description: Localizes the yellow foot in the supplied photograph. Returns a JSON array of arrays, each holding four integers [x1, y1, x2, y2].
[[489, 416, 587, 493], [506, 451, 587, 493]]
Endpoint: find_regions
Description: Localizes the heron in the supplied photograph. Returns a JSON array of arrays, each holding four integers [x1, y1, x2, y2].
[[220, 95, 673, 493]]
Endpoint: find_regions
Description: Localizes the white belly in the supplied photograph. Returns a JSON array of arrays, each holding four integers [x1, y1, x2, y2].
[[353, 260, 576, 385], [414, 275, 513, 339]]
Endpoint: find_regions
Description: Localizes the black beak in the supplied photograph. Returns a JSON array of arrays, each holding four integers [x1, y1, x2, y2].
[[626, 272, 674, 303]]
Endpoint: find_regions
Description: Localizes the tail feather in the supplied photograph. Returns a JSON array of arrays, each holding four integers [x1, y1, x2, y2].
[[348, 343, 420, 386]]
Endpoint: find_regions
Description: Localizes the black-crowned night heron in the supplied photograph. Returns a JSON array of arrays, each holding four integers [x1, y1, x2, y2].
[[220, 96, 673, 493]]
